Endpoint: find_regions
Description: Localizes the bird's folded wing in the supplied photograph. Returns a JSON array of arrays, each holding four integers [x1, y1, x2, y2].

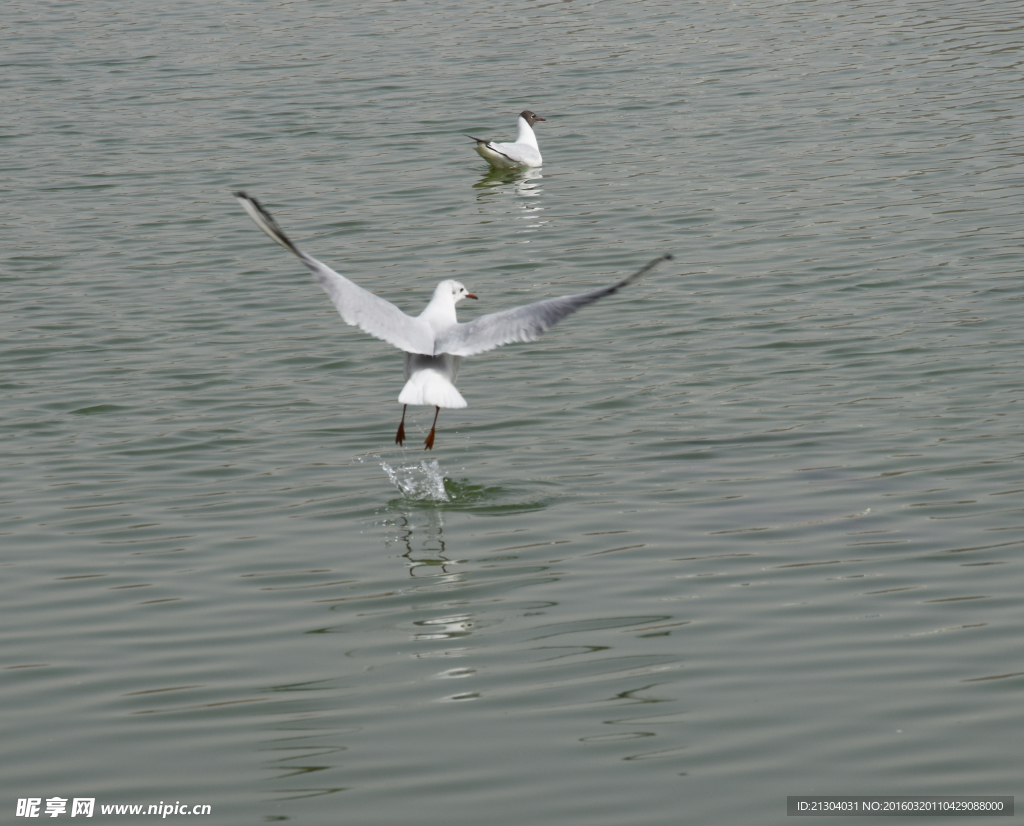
[[487, 141, 538, 165], [235, 192, 435, 355], [435, 255, 671, 357]]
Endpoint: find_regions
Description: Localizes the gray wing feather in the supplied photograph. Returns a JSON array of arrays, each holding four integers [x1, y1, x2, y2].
[[234, 192, 435, 355], [435, 255, 672, 357], [302, 255, 435, 355], [487, 141, 535, 165]]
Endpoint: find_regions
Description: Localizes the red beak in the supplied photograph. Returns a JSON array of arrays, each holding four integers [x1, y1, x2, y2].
[[466, 293, 479, 300]]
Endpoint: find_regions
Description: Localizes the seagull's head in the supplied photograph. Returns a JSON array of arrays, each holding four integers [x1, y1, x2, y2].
[[520, 110, 545, 127], [447, 280, 478, 304]]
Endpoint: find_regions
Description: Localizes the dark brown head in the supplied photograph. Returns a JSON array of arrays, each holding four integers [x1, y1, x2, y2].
[[520, 110, 546, 127]]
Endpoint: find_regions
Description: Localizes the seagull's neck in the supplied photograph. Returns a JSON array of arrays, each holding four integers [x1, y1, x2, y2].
[[515, 116, 539, 149], [420, 284, 459, 331]]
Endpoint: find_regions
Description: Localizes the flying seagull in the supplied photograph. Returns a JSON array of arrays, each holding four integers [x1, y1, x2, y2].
[[233, 191, 671, 449], [466, 110, 545, 169]]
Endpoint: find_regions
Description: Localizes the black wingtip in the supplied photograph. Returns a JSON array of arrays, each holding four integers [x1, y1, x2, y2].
[[233, 190, 261, 209], [599, 254, 671, 293], [624, 254, 673, 284], [233, 190, 302, 257], [232, 190, 264, 213]]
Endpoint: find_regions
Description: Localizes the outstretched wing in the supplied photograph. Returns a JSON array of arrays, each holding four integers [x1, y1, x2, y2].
[[435, 255, 672, 357], [234, 192, 435, 355]]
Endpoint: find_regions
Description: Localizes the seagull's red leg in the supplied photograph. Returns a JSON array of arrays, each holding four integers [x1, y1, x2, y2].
[[395, 405, 407, 446], [424, 406, 440, 450]]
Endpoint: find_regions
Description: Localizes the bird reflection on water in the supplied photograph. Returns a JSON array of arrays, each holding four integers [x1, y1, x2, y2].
[[473, 166, 544, 192], [384, 510, 455, 580]]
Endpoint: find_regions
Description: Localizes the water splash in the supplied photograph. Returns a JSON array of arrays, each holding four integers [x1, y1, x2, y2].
[[356, 454, 550, 512], [380, 458, 450, 502]]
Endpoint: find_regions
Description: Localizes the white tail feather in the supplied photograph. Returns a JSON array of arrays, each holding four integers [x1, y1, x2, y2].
[[398, 370, 467, 408]]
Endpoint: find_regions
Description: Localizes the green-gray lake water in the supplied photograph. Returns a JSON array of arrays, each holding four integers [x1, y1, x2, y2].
[[4, 0, 1022, 822]]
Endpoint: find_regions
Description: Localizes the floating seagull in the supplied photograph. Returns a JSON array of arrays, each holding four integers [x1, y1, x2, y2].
[[466, 110, 546, 169], [233, 192, 670, 449]]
